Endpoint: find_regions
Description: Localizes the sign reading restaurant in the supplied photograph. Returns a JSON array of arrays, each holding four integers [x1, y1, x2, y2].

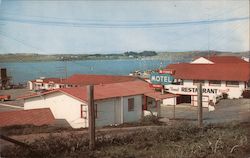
[[150, 73, 174, 85], [168, 86, 230, 94]]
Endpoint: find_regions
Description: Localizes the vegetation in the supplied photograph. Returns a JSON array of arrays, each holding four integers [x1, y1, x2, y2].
[[124, 51, 157, 57], [1, 115, 161, 136], [0, 51, 248, 62], [242, 90, 250, 98], [0, 124, 74, 136], [1, 122, 249, 158]]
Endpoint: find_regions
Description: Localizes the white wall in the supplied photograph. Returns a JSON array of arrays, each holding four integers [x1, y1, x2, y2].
[[95, 98, 121, 127], [163, 98, 176, 105], [183, 80, 193, 86], [165, 80, 246, 105], [191, 95, 209, 107], [220, 81, 245, 99], [24, 92, 87, 128], [122, 95, 142, 123], [24, 93, 143, 128], [27, 81, 33, 90], [190, 57, 214, 64]]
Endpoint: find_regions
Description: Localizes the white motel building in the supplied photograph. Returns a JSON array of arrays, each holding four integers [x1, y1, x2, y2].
[[21, 80, 176, 128], [163, 56, 250, 107]]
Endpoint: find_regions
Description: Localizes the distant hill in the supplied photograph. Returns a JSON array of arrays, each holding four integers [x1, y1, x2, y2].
[[0, 51, 249, 62], [148, 51, 250, 62]]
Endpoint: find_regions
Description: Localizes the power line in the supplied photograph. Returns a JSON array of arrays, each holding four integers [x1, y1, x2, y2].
[[0, 16, 248, 28]]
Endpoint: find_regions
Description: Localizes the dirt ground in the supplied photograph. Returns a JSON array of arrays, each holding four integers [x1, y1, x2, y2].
[[0, 88, 34, 106]]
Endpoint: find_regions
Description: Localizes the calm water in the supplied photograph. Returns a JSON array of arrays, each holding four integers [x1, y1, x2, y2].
[[0, 59, 182, 84]]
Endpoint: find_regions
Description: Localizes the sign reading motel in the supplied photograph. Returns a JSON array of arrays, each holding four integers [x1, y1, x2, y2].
[[150, 73, 174, 85]]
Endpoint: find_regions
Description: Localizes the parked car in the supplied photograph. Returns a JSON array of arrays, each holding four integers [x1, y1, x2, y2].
[[0, 95, 11, 102]]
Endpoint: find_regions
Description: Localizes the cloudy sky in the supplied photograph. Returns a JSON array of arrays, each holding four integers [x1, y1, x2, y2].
[[0, 0, 249, 54]]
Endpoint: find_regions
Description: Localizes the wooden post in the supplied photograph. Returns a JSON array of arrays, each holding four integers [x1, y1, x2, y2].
[[158, 100, 161, 117], [161, 86, 164, 94], [87, 85, 95, 150], [0, 135, 30, 148], [197, 83, 203, 128], [173, 103, 176, 119]]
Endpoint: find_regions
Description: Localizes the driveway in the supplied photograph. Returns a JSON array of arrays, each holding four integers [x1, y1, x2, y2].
[[160, 99, 250, 124]]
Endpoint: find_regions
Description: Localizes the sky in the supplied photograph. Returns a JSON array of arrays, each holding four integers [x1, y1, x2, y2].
[[0, 0, 249, 54]]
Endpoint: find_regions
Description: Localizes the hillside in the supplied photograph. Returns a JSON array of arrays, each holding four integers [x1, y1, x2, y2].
[[0, 51, 249, 62], [148, 51, 250, 61]]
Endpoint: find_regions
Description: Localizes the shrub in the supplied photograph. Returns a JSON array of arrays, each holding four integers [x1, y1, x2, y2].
[[222, 93, 228, 99], [139, 115, 160, 125], [0, 124, 73, 136], [242, 90, 250, 98]]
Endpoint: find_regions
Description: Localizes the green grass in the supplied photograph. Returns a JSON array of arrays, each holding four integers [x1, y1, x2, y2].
[[1, 121, 249, 158]]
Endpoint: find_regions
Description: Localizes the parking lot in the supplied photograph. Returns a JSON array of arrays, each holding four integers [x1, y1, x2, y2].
[[160, 99, 250, 124]]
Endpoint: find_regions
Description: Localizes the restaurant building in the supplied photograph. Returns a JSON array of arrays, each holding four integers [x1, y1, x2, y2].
[[164, 56, 250, 107]]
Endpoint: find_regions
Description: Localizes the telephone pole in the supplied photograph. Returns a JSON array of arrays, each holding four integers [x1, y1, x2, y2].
[[87, 85, 95, 150], [197, 83, 203, 128]]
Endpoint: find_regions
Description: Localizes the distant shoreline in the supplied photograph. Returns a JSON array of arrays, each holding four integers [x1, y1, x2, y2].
[[0, 51, 249, 62]]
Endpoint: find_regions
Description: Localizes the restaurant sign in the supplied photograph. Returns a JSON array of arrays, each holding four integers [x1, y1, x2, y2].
[[150, 73, 174, 85], [168, 86, 230, 94]]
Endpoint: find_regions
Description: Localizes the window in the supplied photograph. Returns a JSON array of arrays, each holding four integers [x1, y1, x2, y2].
[[172, 79, 183, 85], [209, 80, 221, 86], [95, 104, 98, 118], [226, 81, 239, 87], [193, 80, 205, 86], [128, 98, 135, 111], [80, 104, 87, 119], [247, 81, 250, 88]]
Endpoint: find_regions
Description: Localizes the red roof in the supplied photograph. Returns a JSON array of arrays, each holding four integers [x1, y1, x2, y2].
[[61, 80, 153, 101], [0, 108, 55, 127], [166, 63, 250, 81], [61, 74, 138, 85], [21, 80, 177, 102], [204, 56, 247, 63]]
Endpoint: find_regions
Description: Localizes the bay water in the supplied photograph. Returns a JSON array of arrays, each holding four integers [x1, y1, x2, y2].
[[0, 59, 181, 84]]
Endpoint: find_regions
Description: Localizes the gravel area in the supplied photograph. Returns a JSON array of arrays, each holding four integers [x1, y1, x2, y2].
[[160, 99, 250, 124], [0, 88, 34, 106]]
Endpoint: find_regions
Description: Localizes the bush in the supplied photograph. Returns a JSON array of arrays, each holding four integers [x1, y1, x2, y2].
[[0, 124, 73, 136], [139, 115, 160, 125], [222, 93, 228, 99], [242, 90, 250, 98]]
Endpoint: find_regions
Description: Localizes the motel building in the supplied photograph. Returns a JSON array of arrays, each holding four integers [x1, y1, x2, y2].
[[28, 77, 64, 91], [162, 56, 250, 107], [27, 74, 138, 91], [21, 80, 176, 128]]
